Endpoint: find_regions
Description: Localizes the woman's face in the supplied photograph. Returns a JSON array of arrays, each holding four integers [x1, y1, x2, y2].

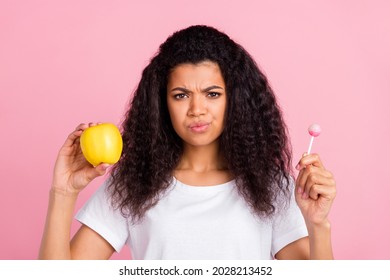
[[167, 61, 227, 147]]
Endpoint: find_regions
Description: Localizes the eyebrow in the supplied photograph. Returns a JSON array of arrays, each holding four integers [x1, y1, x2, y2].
[[170, 85, 224, 93]]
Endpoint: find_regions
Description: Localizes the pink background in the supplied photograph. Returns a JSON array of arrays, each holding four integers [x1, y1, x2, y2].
[[1, 0, 389, 260]]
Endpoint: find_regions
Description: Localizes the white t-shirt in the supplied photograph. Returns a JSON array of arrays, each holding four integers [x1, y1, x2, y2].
[[75, 177, 308, 259]]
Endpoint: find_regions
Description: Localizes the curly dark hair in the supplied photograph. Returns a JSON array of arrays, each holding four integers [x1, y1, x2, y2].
[[108, 25, 293, 223]]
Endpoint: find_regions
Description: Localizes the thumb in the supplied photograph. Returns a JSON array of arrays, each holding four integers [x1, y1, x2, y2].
[[85, 163, 111, 182], [95, 163, 111, 176]]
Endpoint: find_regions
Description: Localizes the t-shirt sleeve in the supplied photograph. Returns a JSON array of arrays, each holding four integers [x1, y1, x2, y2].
[[75, 179, 129, 253], [271, 179, 308, 258]]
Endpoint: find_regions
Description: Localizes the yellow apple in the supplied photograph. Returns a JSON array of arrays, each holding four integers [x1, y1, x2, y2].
[[80, 123, 123, 166]]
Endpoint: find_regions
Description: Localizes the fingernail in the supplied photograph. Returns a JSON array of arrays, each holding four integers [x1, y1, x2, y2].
[[297, 187, 303, 194], [295, 163, 301, 170], [302, 192, 308, 199], [303, 153, 308, 157]]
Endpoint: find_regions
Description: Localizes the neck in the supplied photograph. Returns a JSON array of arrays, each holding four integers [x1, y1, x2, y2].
[[177, 141, 226, 172]]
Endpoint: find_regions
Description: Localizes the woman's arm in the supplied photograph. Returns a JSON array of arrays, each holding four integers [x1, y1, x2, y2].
[[306, 220, 333, 259], [39, 189, 78, 259], [39, 190, 115, 259], [283, 153, 336, 259], [276, 153, 336, 259], [275, 222, 333, 260], [39, 123, 114, 259]]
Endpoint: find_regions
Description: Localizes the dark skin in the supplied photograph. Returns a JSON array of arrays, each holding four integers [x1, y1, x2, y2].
[[39, 62, 336, 259]]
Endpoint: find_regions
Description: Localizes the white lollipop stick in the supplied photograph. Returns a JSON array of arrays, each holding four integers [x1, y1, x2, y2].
[[307, 124, 321, 155], [307, 136, 315, 154]]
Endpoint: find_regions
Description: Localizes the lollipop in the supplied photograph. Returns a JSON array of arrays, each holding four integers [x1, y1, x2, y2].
[[307, 124, 321, 154]]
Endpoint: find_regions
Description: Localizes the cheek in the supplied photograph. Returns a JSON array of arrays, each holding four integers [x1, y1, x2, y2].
[[167, 103, 185, 127], [211, 100, 227, 120], [213, 101, 227, 130]]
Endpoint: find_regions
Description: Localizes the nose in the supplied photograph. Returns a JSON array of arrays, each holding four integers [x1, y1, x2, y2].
[[188, 94, 206, 117]]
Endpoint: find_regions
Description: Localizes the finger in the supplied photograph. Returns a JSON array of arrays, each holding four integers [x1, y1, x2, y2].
[[295, 152, 309, 182], [296, 153, 324, 170], [297, 165, 323, 198], [75, 123, 88, 131], [295, 169, 304, 195], [308, 183, 337, 201], [302, 164, 334, 185], [88, 122, 101, 127], [296, 163, 336, 200], [295, 153, 312, 170], [84, 163, 111, 183], [296, 164, 318, 193], [303, 172, 335, 199], [63, 124, 88, 147]]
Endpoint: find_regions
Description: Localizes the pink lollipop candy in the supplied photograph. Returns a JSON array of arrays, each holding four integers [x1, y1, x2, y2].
[[307, 124, 321, 154]]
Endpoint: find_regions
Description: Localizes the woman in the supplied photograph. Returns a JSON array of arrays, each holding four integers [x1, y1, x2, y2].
[[39, 25, 336, 259]]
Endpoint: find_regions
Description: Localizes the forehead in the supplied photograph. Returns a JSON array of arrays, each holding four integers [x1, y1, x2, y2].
[[168, 61, 225, 86]]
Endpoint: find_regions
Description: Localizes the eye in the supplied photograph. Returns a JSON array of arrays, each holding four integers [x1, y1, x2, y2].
[[207, 92, 221, 98], [174, 93, 188, 99]]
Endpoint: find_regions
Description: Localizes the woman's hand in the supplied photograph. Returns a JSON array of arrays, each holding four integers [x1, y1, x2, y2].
[[295, 153, 336, 227], [52, 123, 110, 195]]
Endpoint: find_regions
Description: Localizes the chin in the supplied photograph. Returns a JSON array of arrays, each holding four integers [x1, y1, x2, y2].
[[182, 136, 219, 147]]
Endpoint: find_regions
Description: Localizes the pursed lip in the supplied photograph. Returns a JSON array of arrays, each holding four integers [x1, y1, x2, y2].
[[188, 121, 211, 132]]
